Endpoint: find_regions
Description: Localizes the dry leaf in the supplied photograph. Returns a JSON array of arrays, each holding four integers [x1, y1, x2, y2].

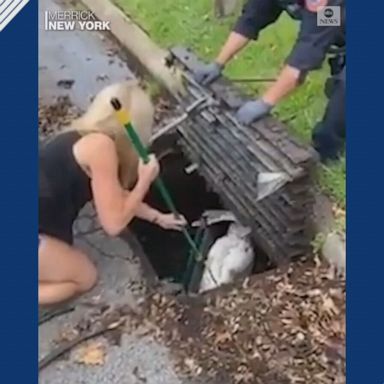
[[214, 331, 232, 345], [282, 318, 293, 325], [74, 341, 106, 366], [314, 254, 322, 268], [234, 371, 254, 383], [242, 277, 250, 289], [325, 266, 337, 280], [329, 288, 344, 301], [307, 289, 322, 297], [332, 205, 346, 220], [54, 327, 79, 343], [107, 318, 125, 330], [184, 357, 202, 375], [322, 296, 340, 316]]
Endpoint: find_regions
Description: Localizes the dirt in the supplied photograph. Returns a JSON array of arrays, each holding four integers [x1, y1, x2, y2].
[[39, 96, 82, 139], [39, 91, 345, 384], [38, 91, 173, 141], [133, 258, 345, 384]]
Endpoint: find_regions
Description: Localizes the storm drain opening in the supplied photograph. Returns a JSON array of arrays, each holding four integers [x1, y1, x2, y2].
[[126, 46, 317, 295], [128, 141, 272, 295]]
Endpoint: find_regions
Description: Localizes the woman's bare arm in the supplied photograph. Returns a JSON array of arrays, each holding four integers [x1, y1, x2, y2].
[[134, 201, 187, 231], [134, 202, 158, 222], [74, 133, 158, 236]]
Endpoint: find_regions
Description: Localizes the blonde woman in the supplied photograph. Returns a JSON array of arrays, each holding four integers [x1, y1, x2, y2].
[[39, 80, 186, 305]]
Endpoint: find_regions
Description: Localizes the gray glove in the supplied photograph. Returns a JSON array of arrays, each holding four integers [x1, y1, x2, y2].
[[193, 62, 223, 85], [235, 99, 273, 125]]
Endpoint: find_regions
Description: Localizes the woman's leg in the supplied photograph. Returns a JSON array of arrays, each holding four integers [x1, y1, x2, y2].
[[39, 235, 98, 305]]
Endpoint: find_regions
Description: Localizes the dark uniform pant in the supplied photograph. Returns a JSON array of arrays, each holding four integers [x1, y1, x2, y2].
[[312, 60, 345, 163]]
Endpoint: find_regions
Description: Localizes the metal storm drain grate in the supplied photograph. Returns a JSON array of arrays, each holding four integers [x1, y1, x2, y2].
[[161, 46, 317, 265], [126, 46, 317, 294]]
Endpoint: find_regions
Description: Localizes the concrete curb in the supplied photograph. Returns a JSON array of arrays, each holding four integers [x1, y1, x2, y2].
[[312, 193, 346, 277], [81, 0, 346, 277], [322, 232, 346, 276]]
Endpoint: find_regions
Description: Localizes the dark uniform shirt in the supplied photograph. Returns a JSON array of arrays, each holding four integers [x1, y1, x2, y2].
[[233, 0, 345, 72]]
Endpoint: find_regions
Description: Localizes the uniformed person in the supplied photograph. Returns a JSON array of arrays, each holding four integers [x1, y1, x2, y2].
[[194, 0, 345, 163]]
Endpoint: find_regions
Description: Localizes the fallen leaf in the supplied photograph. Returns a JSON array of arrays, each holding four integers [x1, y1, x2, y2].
[[107, 318, 125, 330], [214, 331, 232, 345], [74, 341, 106, 366], [234, 371, 254, 383], [184, 357, 202, 375], [242, 277, 250, 289], [55, 327, 79, 343], [322, 295, 340, 316], [332, 205, 346, 220], [307, 289, 322, 297], [329, 288, 344, 301]]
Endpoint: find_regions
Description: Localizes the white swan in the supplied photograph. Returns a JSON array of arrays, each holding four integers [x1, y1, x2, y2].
[[199, 221, 254, 293]]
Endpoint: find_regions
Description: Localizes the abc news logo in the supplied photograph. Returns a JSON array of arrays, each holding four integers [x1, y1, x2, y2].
[[317, 6, 341, 26]]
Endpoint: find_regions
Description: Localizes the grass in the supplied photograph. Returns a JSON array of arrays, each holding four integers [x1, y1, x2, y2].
[[114, 0, 345, 207]]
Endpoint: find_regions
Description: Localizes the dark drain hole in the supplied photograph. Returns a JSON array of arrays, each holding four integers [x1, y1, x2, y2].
[[128, 146, 272, 292]]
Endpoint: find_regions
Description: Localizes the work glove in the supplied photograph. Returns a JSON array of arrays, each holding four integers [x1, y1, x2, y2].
[[235, 99, 273, 125], [194, 62, 223, 85]]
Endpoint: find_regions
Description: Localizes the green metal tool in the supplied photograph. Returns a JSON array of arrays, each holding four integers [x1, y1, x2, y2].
[[110, 98, 201, 272], [182, 222, 205, 288]]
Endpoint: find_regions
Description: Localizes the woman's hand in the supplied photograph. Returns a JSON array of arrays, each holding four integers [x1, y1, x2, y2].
[[137, 155, 160, 185], [154, 212, 187, 231]]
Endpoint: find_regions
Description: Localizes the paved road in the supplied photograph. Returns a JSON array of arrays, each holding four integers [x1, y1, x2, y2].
[[38, 1, 189, 383], [39, 0, 135, 109]]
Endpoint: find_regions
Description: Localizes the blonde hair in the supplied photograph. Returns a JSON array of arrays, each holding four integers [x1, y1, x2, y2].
[[68, 80, 155, 189]]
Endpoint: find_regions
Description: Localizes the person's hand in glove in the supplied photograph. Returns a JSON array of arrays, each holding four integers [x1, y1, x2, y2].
[[193, 62, 224, 85], [235, 65, 303, 125], [235, 99, 274, 125]]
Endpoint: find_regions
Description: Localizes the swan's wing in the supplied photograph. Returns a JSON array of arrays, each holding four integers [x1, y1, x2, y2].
[[199, 236, 230, 293], [218, 238, 254, 280], [199, 235, 255, 292]]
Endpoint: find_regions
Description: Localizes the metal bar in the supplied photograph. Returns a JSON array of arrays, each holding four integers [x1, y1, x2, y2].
[[150, 97, 209, 143], [230, 77, 276, 83]]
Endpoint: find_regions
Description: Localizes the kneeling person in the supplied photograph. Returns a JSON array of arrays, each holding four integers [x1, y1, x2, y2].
[[39, 80, 186, 305]]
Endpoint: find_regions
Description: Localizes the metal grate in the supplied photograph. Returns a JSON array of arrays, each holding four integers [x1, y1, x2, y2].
[[163, 46, 317, 265]]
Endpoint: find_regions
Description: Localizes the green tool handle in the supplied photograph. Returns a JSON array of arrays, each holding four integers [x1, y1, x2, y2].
[[124, 119, 199, 253], [110, 98, 200, 256], [123, 119, 180, 216]]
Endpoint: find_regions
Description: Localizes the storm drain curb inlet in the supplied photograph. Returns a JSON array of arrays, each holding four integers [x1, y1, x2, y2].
[[126, 48, 317, 292], [166, 47, 317, 265]]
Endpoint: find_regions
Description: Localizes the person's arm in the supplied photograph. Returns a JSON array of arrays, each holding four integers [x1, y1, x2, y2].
[[76, 133, 159, 236], [134, 202, 187, 231], [263, 0, 344, 105], [215, 32, 250, 67], [195, 0, 282, 85], [217, 0, 283, 66], [236, 0, 344, 124], [134, 202, 158, 223], [261, 65, 301, 105]]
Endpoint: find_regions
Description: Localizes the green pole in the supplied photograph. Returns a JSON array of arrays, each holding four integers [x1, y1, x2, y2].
[[110, 98, 201, 272]]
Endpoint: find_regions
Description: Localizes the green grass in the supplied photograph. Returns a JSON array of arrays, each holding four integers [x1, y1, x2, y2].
[[115, 0, 345, 207]]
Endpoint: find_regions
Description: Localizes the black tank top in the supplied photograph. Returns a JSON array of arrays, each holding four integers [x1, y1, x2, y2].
[[39, 131, 92, 243]]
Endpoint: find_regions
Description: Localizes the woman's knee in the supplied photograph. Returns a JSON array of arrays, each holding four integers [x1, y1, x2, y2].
[[75, 260, 98, 292], [39, 234, 98, 292]]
